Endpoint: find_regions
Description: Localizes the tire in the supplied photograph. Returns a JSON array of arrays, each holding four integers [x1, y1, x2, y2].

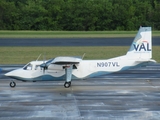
[[10, 81, 16, 88], [64, 82, 71, 88]]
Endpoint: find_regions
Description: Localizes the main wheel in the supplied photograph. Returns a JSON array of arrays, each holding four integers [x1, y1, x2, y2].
[[64, 82, 71, 88], [10, 81, 16, 88]]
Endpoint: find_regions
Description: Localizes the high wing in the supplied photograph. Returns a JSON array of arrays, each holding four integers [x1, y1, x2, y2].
[[40, 56, 82, 88], [52, 56, 82, 65], [40, 56, 82, 67]]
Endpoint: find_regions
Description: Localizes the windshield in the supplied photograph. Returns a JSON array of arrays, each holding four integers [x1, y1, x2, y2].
[[23, 63, 32, 70]]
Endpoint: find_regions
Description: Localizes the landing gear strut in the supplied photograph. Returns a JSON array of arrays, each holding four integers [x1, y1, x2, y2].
[[10, 81, 16, 88], [64, 82, 71, 88], [64, 64, 73, 88]]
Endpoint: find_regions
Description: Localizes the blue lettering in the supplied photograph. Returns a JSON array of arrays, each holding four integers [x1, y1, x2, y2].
[[97, 62, 120, 67], [133, 43, 151, 51], [139, 43, 146, 51], [102, 62, 105, 67], [116, 62, 120, 67], [101, 63, 103, 67], [147, 43, 151, 51], [108, 62, 111, 67], [105, 62, 108, 67], [97, 63, 101, 67], [112, 62, 116, 67], [133, 44, 139, 51]]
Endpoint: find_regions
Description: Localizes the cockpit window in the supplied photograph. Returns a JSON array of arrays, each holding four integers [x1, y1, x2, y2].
[[35, 65, 42, 70], [23, 63, 32, 70]]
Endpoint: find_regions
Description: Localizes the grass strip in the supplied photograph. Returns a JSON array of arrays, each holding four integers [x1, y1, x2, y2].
[[0, 46, 159, 64], [0, 31, 160, 38]]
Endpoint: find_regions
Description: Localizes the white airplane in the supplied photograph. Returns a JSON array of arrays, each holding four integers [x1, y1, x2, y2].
[[5, 27, 156, 88]]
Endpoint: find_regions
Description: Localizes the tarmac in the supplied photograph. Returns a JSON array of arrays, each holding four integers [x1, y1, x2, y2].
[[0, 63, 160, 120], [0, 37, 160, 46]]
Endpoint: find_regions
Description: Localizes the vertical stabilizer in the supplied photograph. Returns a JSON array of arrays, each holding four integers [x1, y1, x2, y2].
[[126, 27, 152, 59]]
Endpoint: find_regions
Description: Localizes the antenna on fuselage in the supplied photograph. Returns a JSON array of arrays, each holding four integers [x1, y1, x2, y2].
[[36, 54, 42, 61], [82, 53, 86, 59]]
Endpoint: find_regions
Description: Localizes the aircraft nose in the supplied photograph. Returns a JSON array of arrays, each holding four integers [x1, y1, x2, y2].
[[5, 69, 20, 77], [5, 71, 14, 77]]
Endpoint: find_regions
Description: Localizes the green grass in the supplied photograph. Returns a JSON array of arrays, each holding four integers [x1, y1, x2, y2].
[[0, 31, 160, 38], [0, 46, 159, 64]]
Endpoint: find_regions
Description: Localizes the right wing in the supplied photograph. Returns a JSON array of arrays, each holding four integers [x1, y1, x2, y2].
[[40, 56, 82, 68], [51, 56, 82, 65]]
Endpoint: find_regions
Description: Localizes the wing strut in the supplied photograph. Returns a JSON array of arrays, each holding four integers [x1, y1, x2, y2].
[[64, 65, 73, 88]]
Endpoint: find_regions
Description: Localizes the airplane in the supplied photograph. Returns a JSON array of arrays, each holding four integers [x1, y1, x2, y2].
[[5, 27, 156, 88]]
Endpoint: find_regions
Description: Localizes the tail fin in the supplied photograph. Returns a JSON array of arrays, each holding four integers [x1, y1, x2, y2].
[[126, 27, 152, 59]]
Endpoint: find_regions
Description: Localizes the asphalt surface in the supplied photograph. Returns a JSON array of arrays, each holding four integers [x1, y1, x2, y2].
[[0, 37, 160, 46], [0, 63, 160, 120]]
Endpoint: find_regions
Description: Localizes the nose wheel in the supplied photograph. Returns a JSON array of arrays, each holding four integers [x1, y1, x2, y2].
[[64, 82, 71, 88], [10, 81, 16, 88]]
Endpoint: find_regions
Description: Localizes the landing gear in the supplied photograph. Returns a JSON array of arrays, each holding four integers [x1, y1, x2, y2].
[[64, 64, 73, 88], [64, 82, 71, 88], [10, 81, 16, 88]]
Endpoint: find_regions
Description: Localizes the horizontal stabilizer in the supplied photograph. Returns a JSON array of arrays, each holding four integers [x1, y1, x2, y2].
[[135, 59, 156, 63]]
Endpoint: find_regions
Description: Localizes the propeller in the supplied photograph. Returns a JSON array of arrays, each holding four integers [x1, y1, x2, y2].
[[40, 63, 47, 74], [39, 54, 47, 74], [40, 54, 54, 74], [35, 54, 46, 73], [43, 54, 47, 73]]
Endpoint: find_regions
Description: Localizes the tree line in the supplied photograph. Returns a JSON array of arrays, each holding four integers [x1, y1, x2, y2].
[[0, 0, 160, 30]]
